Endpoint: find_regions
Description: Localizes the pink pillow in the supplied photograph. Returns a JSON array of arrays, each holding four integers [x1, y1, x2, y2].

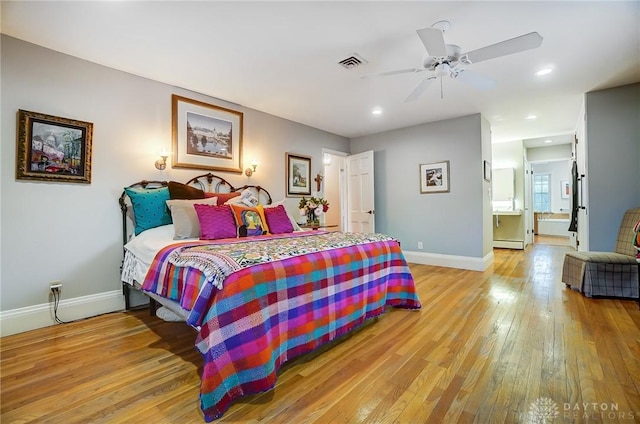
[[263, 205, 294, 234], [193, 204, 237, 240]]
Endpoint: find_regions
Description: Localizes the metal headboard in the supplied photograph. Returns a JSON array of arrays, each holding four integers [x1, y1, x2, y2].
[[119, 172, 273, 247], [119, 172, 273, 310]]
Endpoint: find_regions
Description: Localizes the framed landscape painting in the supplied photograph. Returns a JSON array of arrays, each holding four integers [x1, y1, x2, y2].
[[172, 94, 243, 173], [286, 153, 311, 197], [16, 109, 93, 184]]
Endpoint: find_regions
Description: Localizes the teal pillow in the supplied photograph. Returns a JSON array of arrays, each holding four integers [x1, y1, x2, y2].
[[124, 186, 172, 235]]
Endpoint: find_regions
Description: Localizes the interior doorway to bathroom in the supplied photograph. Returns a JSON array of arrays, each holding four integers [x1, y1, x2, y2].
[[531, 160, 571, 247]]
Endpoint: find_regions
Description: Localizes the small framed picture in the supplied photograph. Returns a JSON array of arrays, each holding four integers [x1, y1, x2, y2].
[[16, 110, 93, 184], [483, 160, 492, 182], [561, 180, 570, 199], [420, 160, 450, 194], [286, 152, 311, 197]]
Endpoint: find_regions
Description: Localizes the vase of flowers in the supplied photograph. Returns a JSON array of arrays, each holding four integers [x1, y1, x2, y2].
[[299, 196, 329, 225]]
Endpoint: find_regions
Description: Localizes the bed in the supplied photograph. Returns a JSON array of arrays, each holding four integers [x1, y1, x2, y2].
[[119, 172, 421, 421]]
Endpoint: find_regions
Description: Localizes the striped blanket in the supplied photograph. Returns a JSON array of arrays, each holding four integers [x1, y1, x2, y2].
[[142, 231, 421, 421]]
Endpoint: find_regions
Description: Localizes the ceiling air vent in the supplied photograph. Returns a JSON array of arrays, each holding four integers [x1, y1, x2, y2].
[[338, 54, 367, 69]]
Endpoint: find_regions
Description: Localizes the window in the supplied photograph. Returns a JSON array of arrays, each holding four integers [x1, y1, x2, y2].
[[533, 173, 550, 212]]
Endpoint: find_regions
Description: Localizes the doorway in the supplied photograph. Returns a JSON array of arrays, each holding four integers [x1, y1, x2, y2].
[[322, 149, 376, 233], [530, 160, 572, 247], [322, 149, 347, 231]]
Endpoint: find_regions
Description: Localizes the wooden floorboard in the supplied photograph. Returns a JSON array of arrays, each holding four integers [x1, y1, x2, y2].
[[2, 244, 639, 423]]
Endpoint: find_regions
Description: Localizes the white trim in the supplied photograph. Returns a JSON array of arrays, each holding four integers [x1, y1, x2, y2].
[[321, 147, 348, 158], [493, 240, 524, 249], [0, 290, 124, 337], [403, 250, 494, 271]]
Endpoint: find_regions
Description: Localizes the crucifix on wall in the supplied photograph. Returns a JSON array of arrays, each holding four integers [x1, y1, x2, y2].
[[314, 173, 323, 192]]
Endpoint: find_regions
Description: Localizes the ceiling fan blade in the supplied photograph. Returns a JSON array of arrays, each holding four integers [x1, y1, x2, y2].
[[463, 32, 543, 64], [360, 68, 423, 79], [453, 69, 496, 91], [404, 76, 436, 102], [416, 27, 447, 57]]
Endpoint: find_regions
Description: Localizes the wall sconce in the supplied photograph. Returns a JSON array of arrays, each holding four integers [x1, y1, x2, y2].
[[323, 153, 332, 165], [245, 159, 258, 177], [155, 149, 169, 170]]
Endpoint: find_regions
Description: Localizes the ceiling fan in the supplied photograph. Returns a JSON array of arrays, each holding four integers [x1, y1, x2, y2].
[[361, 21, 543, 101]]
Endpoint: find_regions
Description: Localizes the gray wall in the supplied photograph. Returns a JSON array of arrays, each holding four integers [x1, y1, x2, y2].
[[350, 114, 490, 259], [0, 35, 349, 312], [585, 83, 640, 251]]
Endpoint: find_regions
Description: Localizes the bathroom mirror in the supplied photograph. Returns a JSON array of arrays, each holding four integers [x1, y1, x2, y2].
[[492, 168, 515, 202]]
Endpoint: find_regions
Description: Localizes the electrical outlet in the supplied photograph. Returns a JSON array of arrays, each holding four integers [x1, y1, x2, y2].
[[417, 242, 423, 249], [50, 280, 62, 291]]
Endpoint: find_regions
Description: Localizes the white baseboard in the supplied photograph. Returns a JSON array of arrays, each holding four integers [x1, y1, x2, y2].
[[403, 250, 494, 271], [493, 240, 524, 249], [0, 290, 125, 337]]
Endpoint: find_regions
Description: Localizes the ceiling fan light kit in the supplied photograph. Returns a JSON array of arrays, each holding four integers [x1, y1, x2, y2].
[[362, 21, 543, 101]]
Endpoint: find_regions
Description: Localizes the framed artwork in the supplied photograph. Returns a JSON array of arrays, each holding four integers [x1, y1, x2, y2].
[[420, 160, 450, 194], [16, 109, 93, 184], [286, 153, 311, 197], [483, 160, 492, 182], [561, 180, 570, 199], [172, 94, 243, 173]]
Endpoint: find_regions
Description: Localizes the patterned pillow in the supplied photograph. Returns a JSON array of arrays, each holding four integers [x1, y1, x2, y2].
[[193, 204, 237, 240], [124, 186, 172, 235], [230, 204, 269, 237], [264, 199, 302, 231], [263, 205, 294, 234], [166, 197, 218, 239]]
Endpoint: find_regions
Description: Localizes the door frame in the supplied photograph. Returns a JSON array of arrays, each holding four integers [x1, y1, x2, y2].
[[322, 148, 348, 230]]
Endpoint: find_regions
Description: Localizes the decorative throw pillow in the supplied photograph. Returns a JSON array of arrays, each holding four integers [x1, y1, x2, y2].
[[124, 186, 172, 235], [166, 197, 218, 239], [230, 204, 269, 237], [263, 205, 294, 234], [168, 181, 205, 200], [264, 199, 302, 231], [217, 192, 241, 204], [193, 204, 237, 240]]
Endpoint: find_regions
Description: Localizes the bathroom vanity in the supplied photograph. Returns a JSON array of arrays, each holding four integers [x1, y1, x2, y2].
[[492, 168, 525, 249]]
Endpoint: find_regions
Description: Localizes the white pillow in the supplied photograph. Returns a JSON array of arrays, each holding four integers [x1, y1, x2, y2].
[[124, 224, 176, 265], [156, 306, 185, 322], [166, 197, 218, 239]]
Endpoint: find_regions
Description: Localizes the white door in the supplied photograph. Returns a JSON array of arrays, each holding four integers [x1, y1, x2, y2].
[[346, 150, 375, 233], [524, 160, 533, 247]]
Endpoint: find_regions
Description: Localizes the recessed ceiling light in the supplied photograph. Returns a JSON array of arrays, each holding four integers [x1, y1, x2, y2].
[[526, 115, 537, 120], [536, 68, 553, 76], [372, 108, 383, 115], [544, 139, 553, 144]]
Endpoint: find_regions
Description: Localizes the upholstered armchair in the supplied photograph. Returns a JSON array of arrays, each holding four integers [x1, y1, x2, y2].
[[561, 207, 640, 299]]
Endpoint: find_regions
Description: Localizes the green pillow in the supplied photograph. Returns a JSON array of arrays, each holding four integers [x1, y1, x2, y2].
[[124, 186, 172, 235]]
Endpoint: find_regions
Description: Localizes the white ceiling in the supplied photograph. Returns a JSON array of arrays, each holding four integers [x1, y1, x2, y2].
[[2, 1, 639, 144]]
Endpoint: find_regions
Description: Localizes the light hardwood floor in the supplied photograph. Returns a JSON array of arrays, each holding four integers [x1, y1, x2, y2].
[[2, 244, 639, 423]]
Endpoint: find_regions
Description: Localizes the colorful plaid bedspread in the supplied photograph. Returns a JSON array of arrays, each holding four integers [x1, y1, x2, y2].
[[142, 231, 421, 421]]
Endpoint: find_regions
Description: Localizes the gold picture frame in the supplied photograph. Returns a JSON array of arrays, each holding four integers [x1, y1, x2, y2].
[[172, 94, 243, 173], [16, 109, 93, 184]]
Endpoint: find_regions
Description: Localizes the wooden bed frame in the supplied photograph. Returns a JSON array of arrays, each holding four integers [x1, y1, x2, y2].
[[119, 172, 273, 312]]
